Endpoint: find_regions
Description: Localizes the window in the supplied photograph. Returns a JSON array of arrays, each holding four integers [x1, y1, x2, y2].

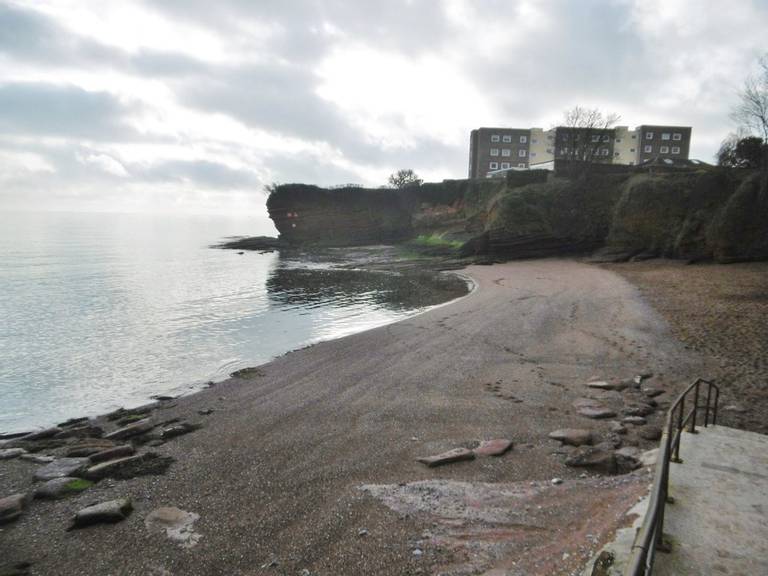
[[491, 135, 500, 142], [629, 161, 635, 165], [591, 135, 601, 143], [661, 133, 671, 140], [614, 151, 620, 156], [520, 135, 527, 143], [671, 146, 680, 154], [601, 148, 610, 156], [631, 134, 637, 139], [518, 163, 526, 168], [489, 162, 498, 170], [615, 138, 622, 143], [630, 148, 636, 153], [502, 135, 511, 143], [530, 152, 537, 157], [532, 138, 538, 144], [602, 135, 610, 142], [673, 133, 682, 141], [546, 148, 553, 154], [490, 148, 499, 156], [501, 162, 510, 169], [644, 145, 653, 153], [560, 147, 568, 154], [501, 149, 511, 157], [660, 146, 669, 154], [645, 132, 654, 139], [519, 149, 527, 157]]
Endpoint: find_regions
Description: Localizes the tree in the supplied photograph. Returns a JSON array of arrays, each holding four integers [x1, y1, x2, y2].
[[555, 106, 621, 169], [731, 53, 768, 191], [717, 133, 764, 168], [388, 169, 422, 189]]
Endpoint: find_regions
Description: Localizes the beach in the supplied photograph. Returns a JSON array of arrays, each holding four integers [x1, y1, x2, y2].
[[1, 258, 755, 575]]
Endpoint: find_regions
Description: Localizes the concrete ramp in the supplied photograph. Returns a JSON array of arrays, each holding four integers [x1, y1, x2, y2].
[[654, 425, 768, 575]]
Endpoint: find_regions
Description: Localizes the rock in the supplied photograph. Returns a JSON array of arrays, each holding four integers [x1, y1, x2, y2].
[[0, 561, 32, 576], [197, 409, 214, 416], [615, 446, 641, 459], [723, 404, 747, 413], [104, 418, 155, 441], [160, 422, 201, 440], [22, 427, 61, 441], [551, 478, 563, 485], [33, 458, 90, 481], [358, 528, 369, 537], [19, 454, 54, 464], [565, 448, 618, 474], [609, 421, 627, 435], [71, 498, 132, 528], [88, 444, 135, 464], [639, 426, 663, 441], [53, 425, 103, 439], [573, 397, 603, 409], [639, 448, 659, 467], [591, 550, 615, 576], [65, 439, 118, 457], [0, 448, 26, 460], [59, 416, 90, 428], [587, 380, 629, 391], [642, 387, 664, 398], [622, 416, 647, 426], [548, 429, 594, 446], [34, 477, 92, 499], [473, 439, 513, 457], [0, 494, 27, 524], [145, 506, 201, 548], [84, 453, 173, 480], [622, 404, 655, 417], [578, 406, 616, 419], [416, 448, 475, 467]]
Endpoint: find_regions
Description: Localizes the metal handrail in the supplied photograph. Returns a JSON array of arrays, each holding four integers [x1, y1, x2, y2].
[[624, 377, 720, 576]]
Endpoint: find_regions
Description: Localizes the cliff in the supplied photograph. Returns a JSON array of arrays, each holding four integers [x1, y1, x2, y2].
[[266, 168, 768, 263]]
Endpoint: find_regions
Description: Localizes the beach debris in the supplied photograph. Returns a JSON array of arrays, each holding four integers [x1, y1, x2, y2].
[[621, 416, 647, 426], [473, 439, 513, 457], [638, 426, 662, 441], [609, 421, 627, 435], [34, 477, 92, 500], [71, 498, 132, 528], [145, 506, 201, 548], [417, 448, 475, 467], [84, 453, 173, 480], [88, 444, 135, 464], [104, 418, 155, 441], [548, 429, 593, 447], [577, 406, 617, 420], [33, 458, 90, 481], [65, 439, 117, 457], [19, 453, 54, 464], [0, 448, 26, 460], [0, 493, 28, 524]]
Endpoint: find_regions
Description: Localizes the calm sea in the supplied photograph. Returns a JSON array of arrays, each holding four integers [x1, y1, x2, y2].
[[0, 211, 466, 434]]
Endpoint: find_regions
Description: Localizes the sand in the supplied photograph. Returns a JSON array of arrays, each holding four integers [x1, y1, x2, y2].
[[0, 259, 743, 575]]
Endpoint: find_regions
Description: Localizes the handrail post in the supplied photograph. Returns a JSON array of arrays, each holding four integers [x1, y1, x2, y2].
[[690, 380, 700, 433], [674, 397, 684, 462], [713, 387, 719, 425], [705, 383, 713, 427]]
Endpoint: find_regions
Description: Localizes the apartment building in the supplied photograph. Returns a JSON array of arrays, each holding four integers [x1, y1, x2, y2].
[[468, 124, 692, 178]]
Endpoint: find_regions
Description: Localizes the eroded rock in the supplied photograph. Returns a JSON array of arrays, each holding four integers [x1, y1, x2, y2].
[[622, 416, 647, 426], [88, 445, 135, 464], [417, 448, 475, 467], [104, 418, 155, 441], [33, 458, 90, 481], [84, 453, 173, 480], [0, 493, 27, 524], [578, 406, 617, 420], [0, 448, 26, 460], [565, 447, 639, 475], [473, 439, 513, 457], [639, 426, 663, 441], [66, 439, 118, 458], [160, 422, 201, 440], [609, 421, 627, 435], [145, 506, 201, 548], [34, 477, 92, 500], [622, 404, 655, 417], [548, 429, 594, 446], [71, 498, 132, 528]]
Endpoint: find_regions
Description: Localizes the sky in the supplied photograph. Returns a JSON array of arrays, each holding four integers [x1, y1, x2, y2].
[[1, 0, 767, 215]]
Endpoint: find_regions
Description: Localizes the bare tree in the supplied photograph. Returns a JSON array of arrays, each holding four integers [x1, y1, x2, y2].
[[731, 53, 768, 192], [388, 169, 423, 189], [555, 106, 621, 170]]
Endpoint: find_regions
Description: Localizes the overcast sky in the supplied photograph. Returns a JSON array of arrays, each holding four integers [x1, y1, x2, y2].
[[1, 0, 766, 214]]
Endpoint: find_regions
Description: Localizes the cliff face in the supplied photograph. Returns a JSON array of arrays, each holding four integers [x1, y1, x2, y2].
[[267, 169, 768, 263]]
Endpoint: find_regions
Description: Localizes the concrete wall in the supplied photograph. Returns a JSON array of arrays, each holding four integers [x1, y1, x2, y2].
[[613, 126, 640, 165]]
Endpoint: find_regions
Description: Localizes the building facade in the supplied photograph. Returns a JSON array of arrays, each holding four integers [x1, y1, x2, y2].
[[469, 124, 693, 178]]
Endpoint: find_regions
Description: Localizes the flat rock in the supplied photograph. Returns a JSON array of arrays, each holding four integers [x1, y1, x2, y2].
[[639, 426, 663, 441], [417, 448, 475, 467], [84, 453, 173, 480], [642, 387, 664, 398], [473, 439, 513, 457], [615, 446, 641, 459], [22, 427, 61, 441], [609, 421, 627, 435], [145, 506, 201, 548], [53, 425, 103, 440], [639, 448, 659, 467], [572, 397, 604, 409], [565, 447, 639, 475], [586, 381, 613, 390], [160, 422, 201, 440], [548, 428, 594, 446], [723, 404, 747, 413], [622, 416, 647, 426], [0, 493, 27, 524], [33, 458, 90, 481], [20, 454, 54, 464], [66, 439, 118, 458], [34, 477, 92, 500], [622, 404, 655, 417], [104, 418, 155, 441], [0, 448, 26, 460], [88, 444, 135, 464], [577, 406, 616, 419], [72, 498, 132, 528], [0, 561, 32, 575]]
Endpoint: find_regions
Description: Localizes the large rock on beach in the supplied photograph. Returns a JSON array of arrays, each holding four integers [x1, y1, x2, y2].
[[473, 439, 513, 457], [548, 429, 594, 446], [639, 426, 663, 441], [34, 477, 92, 500], [0, 493, 28, 524], [65, 439, 118, 457], [578, 406, 617, 419], [0, 448, 26, 460], [565, 447, 639, 475], [22, 427, 61, 441], [622, 404, 655, 417], [84, 453, 173, 480], [104, 418, 155, 441], [33, 458, 90, 481], [71, 498, 132, 528], [417, 448, 475, 467], [88, 445, 135, 464], [622, 416, 647, 426]]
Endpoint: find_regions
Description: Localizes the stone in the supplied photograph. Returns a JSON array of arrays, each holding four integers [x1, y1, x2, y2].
[[551, 478, 563, 485], [33, 458, 90, 481], [0, 448, 26, 460], [591, 550, 615, 576], [34, 477, 92, 500], [104, 418, 155, 441], [473, 439, 513, 457], [53, 425, 103, 439], [622, 404, 655, 417], [578, 406, 616, 419], [642, 387, 664, 398], [59, 416, 90, 428], [71, 498, 132, 528], [0, 493, 27, 524], [615, 446, 641, 459], [609, 421, 627, 435], [84, 453, 173, 480], [19, 454, 54, 464], [723, 404, 747, 413], [639, 426, 663, 441], [565, 448, 618, 474], [65, 439, 118, 457], [417, 448, 475, 467], [160, 422, 201, 440], [639, 448, 659, 467], [622, 416, 647, 426], [548, 429, 594, 446], [22, 427, 61, 441], [573, 397, 604, 409], [145, 506, 201, 548], [586, 381, 613, 390], [88, 444, 135, 464], [197, 409, 214, 416], [0, 561, 32, 576]]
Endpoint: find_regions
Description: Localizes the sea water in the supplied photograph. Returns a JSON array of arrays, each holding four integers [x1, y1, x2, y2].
[[0, 211, 466, 433]]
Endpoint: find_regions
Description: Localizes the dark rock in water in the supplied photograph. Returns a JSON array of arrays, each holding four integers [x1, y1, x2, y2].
[[160, 422, 201, 440], [0, 561, 32, 576], [0, 493, 28, 524], [104, 418, 155, 441], [639, 426, 663, 441], [473, 439, 513, 457], [88, 445, 135, 464], [417, 448, 475, 467], [71, 498, 132, 528], [84, 453, 173, 480], [106, 405, 153, 422], [151, 395, 176, 401], [548, 429, 594, 446], [217, 235, 283, 251], [230, 367, 264, 379], [58, 416, 90, 428], [34, 458, 90, 481], [0, 448, 26, 460], [34, 477, 92, 500]]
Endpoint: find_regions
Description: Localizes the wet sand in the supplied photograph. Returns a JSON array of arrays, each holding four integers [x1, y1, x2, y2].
[[1, 259, 703, 575]]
